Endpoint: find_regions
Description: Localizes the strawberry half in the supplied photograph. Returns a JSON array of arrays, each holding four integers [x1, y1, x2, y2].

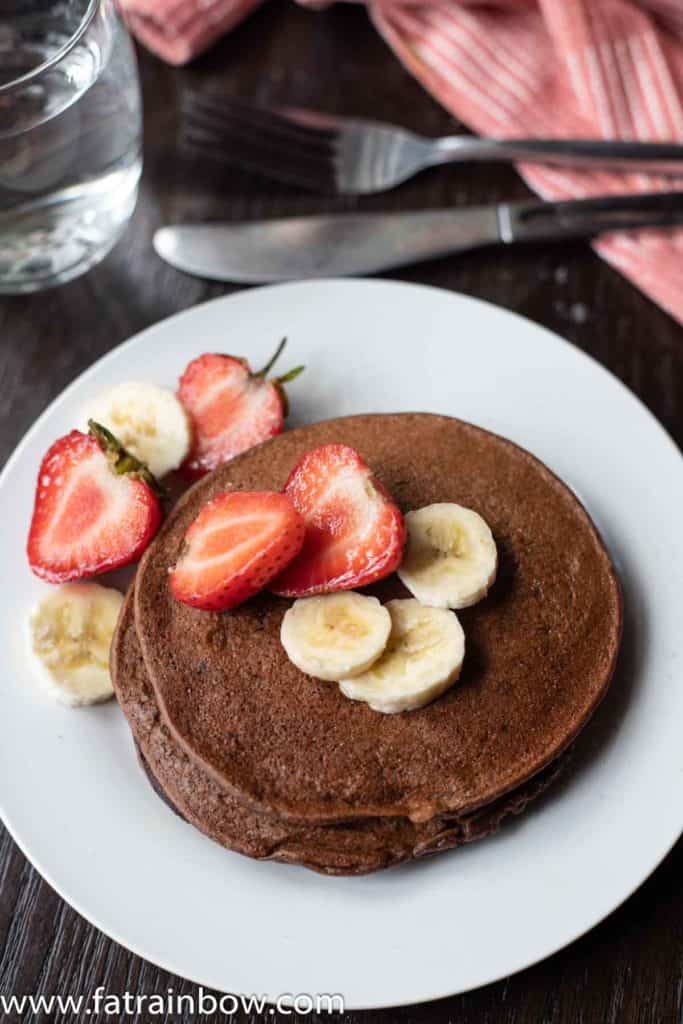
[[270, 444, 406, 598], [28, 422, 163, 584], [169, 491, 305, 611], [178, 338, 304, 478]]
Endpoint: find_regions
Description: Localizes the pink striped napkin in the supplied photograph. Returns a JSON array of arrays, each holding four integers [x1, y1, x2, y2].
[[119, 0, 683, 324], [119, 0, 263, 66]]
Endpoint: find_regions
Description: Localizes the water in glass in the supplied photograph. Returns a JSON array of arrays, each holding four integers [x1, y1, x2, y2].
[[0, 0, 142, 292]]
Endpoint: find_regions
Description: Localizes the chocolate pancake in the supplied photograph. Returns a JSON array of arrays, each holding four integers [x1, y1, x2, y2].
[[135, 413, 622, 825], [113, 590, 570, 875]]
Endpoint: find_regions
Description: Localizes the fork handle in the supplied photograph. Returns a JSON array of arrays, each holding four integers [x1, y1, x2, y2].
[[430, 136, 683, 175]]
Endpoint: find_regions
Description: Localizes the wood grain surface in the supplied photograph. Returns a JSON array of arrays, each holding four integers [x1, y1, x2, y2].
[[0, 4, 681, 1022]]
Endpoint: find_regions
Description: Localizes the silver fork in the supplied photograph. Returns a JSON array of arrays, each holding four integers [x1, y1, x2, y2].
[[181, 94, 683, 195]]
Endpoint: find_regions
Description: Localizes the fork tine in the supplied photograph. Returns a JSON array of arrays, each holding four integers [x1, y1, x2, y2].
[[182, 94, 336, 154], [181, 144, 336, 192], [181, 126, 334, 183], [181, 121, 336, 183], [181, 94, 338, 192], [216, 95, 337, 146], [181, 126, 337, 192]]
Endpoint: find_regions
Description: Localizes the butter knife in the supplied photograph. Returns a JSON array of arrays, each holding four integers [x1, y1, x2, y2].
[[154, 192, 683, 282]]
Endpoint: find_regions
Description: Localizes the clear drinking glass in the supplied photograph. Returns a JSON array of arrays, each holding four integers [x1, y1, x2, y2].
[[0, 0, 142, 293]]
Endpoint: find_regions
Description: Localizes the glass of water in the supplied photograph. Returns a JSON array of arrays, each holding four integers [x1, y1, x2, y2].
[[0, 0, 142, 293]]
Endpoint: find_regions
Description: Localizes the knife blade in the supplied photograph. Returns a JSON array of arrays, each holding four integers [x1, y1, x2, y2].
[[154, 192, 683, 283]]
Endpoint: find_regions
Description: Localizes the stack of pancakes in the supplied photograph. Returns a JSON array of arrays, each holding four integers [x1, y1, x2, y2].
[[111, 413, 622, 875]]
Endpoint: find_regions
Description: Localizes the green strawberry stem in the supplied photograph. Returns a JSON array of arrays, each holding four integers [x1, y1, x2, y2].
[[254, 339, 305, 420], [254, 337, 305, 383], [276, 364, 305, 385], [255, 337, 288, 378], [88, 420, 167, 499]]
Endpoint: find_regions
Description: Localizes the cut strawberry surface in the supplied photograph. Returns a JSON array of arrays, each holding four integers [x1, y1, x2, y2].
[[270, 444, 406, 598], [170, 491, 305, 611], [28, 427, 162, 583], [177, 338, 304, 478]]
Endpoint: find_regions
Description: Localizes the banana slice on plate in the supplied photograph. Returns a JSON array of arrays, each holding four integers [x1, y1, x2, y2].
[[397, 503, 497, 610], [84, 381, 191, 479], [28, 583, 123, 706], [340, 598, 465, 714], [281, 592, 391, 682]]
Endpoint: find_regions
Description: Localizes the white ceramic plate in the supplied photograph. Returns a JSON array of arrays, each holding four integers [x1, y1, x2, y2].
[[1, 280, 681, 1010]]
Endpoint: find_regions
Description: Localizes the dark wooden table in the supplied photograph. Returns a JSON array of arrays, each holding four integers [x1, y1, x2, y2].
[[1, 5, 681, 1022]]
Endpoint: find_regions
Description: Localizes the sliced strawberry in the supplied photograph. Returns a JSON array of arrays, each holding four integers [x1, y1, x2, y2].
[[178, 338, 304, 478], [27, 423, 162, 583], [270, 444, 406, 598], [170, 491, 305, 611]]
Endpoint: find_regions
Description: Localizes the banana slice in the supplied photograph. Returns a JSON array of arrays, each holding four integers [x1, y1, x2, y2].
[[339, 598, 464, 714], [28, 583, 123, 706], [84, 381, 191, 479], [397, 503, 497, 610], [281, 592, 391, 682]]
